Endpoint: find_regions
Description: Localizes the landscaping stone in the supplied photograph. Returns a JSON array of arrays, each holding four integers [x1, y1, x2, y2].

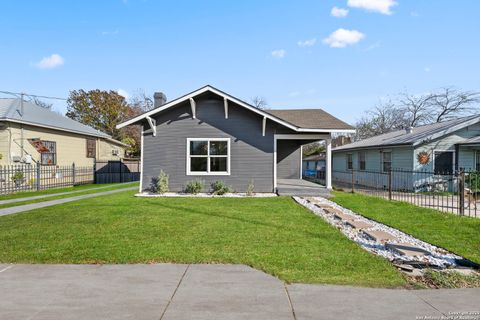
[[332, 211, 357, 221], [345, 220, 372, 230], [294, 196, 467, 269], [362, 230, 398, 243], [386, 243, 430, 257]]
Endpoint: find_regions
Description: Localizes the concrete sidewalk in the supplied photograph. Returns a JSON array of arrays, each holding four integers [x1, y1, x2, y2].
[[0, 183, 134, 205], [0, 186, 137, 217], [0, 264, 478, 320]]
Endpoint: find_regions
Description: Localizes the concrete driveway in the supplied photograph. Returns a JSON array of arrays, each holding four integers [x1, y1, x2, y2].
[[0, 264, 479, 320]]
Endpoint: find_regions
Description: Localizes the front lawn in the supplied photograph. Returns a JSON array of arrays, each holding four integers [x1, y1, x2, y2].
[[0, 191, 405, 287], [0, 182, 138, 209], [332, 191, 480, 264]]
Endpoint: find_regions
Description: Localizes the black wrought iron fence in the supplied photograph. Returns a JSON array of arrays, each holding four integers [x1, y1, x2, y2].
[[332, 168, 479, 217]]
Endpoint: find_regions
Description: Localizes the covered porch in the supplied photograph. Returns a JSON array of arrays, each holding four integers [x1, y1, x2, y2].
[[274, 134, 332, 196]]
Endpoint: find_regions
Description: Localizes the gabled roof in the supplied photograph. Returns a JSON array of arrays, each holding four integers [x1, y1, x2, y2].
[[116, 85, 354, 133], [0, 98, 125, 145], [333, 115, 480, 152], [266, 109, 353, 131]]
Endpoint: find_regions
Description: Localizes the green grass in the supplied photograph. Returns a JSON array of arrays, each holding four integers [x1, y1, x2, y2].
[[0, 183, 132, 201], [0, 182, 138, 209], [332, 191, 480, 264], [0, 192, 405, 287]]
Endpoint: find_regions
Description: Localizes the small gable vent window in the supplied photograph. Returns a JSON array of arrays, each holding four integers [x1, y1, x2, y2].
[[187, 138, 230, 175]]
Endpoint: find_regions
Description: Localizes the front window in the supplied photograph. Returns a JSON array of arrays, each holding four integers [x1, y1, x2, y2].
[[382, 152, 392, 172], [434, 151, 454, 175], [187, 138, 230, 175], [476, 151, 480, 172], [346, 154, 353, 170], [40, 141, 56, 165], [358, 151, 366, 171]]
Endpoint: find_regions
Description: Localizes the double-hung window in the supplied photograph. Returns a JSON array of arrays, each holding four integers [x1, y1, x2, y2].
[[382, 152, 392, 172], [346, 154, 353, 170], [187, 138, 230, 175], [40, 141, 56, 165], [358, 151, 366, 171]]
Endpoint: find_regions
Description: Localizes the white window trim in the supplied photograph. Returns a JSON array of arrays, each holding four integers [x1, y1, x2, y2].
[[186, 138, 231, 176]]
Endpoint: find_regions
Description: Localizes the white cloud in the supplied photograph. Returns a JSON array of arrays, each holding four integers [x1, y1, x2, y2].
[[117, 89, 130, 99], [297, 38, 317, 47], [424, 67, 431, 72], [271, 49, 286, 59], [323, 29, 365, 48], [331, 6, 349, 18], [35, 54, 64, 69], [410, 11, 419, 17], [347, 0, 397, 15]]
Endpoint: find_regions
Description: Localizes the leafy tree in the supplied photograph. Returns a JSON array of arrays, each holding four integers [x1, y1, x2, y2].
[[302, 141, 325, 156], [66, 89, 128, 140]]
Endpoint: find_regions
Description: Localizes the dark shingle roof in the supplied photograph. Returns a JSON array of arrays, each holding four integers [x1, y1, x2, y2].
[[303, 153, 326, 161], [333, 115, 480, 151], [265, 109, 354, 130], [0, 98, 111, 138]]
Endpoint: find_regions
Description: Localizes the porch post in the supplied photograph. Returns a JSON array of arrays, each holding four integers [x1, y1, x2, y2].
[[326, 137, 332, 189]]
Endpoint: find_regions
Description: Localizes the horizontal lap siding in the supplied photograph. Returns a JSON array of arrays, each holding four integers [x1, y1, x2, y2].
[[142, 98, 274, 192], [277, 140, 301, 179]]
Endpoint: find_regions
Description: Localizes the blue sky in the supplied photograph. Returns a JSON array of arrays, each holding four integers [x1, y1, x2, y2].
[[1, 0, 479, 124]]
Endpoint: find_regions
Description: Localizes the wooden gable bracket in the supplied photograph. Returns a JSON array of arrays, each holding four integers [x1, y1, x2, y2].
[[224, 97, 229, 119], [189, 98, 196, 119], [146, 116, 156, 136], [262, 116, 267, 137]]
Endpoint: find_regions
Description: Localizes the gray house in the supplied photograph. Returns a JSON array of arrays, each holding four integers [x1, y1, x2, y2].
[[117, 85, 354, 193], [332, 115, 480, 191]]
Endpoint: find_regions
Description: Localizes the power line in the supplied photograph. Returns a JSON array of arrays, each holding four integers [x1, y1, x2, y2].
[[0, 90, 67, 101]]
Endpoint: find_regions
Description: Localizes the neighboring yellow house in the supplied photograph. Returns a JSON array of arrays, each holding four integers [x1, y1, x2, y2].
[[0, 98, 127, 166]]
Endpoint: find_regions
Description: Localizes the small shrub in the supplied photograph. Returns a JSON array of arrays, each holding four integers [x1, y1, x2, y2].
[[149, 176, 160, 193], [246, 179, 255, 196], [185, 179, 204, 194], [211, 180, 233, 195], [158, 170, 169, 194], [11, 171, 25, 182]]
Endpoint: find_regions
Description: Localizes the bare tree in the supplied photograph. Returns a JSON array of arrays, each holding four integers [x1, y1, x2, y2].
[[429, 87, 480, 122], [32, 97, 53, 110], [251, 96, 268, 109], [129, 89, 154, 112], [398, 91, 434, 127], [355, 100, 407, 140]]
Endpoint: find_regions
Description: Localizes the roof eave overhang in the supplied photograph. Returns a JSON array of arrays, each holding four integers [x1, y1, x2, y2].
[[412, 116, 480, 147], [116, 85, 354, 134], [0, 118, 111, 140], [332, 143, 413, 152]]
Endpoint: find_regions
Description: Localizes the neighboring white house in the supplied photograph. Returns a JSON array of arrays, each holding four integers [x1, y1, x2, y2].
[[332, 115, 480, 191]]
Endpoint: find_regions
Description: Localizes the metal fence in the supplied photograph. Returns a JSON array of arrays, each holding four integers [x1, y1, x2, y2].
[[332, 168, 479, 217], [0, 160, 141, 195], [303, 169, 326, 186], [0, 164, 94, 194]]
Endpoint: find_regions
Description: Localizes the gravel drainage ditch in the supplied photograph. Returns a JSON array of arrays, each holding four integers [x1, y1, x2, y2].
[[294, 196, 479, 276]]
